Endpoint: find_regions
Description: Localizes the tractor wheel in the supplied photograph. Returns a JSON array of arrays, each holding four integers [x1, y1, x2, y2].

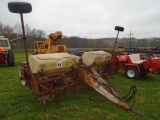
[[8, 51, 15, 66], [125, 67, 139, 79]]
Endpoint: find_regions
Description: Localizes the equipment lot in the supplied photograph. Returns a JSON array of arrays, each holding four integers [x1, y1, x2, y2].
[[0, 50, 160, 120]]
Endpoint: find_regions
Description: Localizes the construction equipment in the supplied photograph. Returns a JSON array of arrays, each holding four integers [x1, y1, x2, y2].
[[8, 2, 136, 112], [0, 36, 15, 66], [34, 31, 67, 54]]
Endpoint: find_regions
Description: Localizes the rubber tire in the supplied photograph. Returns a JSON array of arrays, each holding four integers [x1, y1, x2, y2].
[[125, 67, 139, 79], [8, 51, 15, 66]]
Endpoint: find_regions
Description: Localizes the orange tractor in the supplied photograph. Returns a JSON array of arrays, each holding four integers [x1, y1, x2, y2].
[[107, 31, 160, 79], [8, 1, 136, 111], [114, 53, 160, 79]]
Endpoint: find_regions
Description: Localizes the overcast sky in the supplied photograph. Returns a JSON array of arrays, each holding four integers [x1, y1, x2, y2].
[[1, 0, 160, 38]]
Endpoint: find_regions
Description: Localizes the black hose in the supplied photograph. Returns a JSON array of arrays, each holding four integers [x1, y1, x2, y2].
[[121, 86, 137, 102], [103, 85, 137, 102]]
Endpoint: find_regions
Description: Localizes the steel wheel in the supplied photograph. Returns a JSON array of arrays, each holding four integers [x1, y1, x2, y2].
[[39, 96, 46, 105], [39, 94, 55, 105], [19, 69, 27, 86], [127, 70, 135, 78], [45, 94, 54, 101], [125, 67, 139, 79]]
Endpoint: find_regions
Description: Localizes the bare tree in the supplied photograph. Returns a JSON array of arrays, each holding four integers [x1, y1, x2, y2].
[[2, 25, 14, 38], [14, 23, 22, 36], [25, 24, 32, 36], [0, 22, 3, 35], [36, 29, 46, 39], [14, 23, 22, 49]]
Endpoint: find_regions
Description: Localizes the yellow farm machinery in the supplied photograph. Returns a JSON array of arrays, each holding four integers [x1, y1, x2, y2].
[[34, 31, 67, 54], [8, 1, 136, 112]]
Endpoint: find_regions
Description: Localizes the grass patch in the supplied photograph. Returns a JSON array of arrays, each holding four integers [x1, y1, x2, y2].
[[0, 50, 160, 120]]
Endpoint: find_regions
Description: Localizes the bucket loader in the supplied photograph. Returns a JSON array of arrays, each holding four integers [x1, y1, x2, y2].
[[34, 31, 67, 54], [8, 1, 136, 112]]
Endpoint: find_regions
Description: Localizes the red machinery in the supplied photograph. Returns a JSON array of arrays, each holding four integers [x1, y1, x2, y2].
[[0, 37, 15, 66], [111, 53, 160, 79], [8, 2, 136, 112]]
